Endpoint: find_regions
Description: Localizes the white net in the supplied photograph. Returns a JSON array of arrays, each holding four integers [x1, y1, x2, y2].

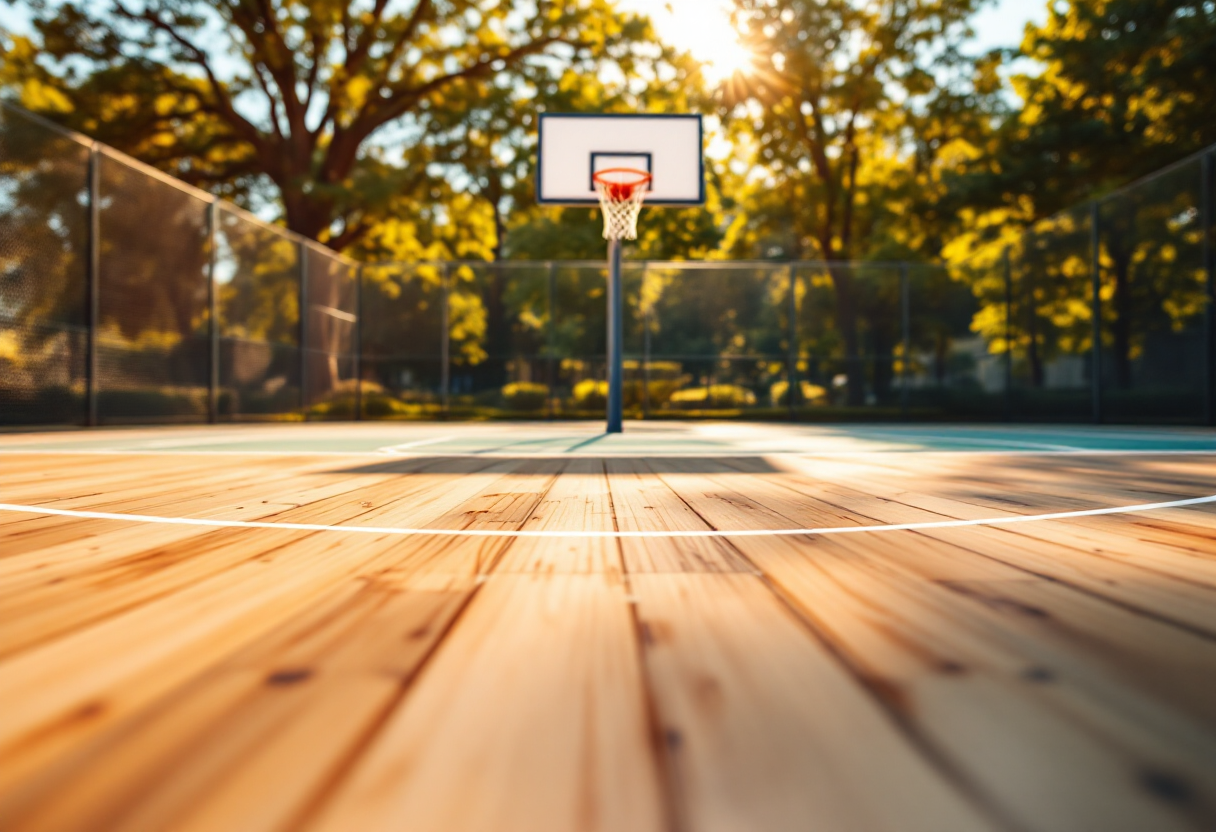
[[594, 170, 650, 241]]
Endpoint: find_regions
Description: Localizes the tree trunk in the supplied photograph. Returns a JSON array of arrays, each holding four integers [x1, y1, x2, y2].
[[1109, 242, 1133, 389], [492, 200, 506, 263], [1027, 294, 1044, 388], [829, 265, 866, 406]]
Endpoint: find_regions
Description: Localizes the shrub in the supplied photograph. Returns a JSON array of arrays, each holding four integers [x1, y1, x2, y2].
[[361, 393, 416, 417], [571, 379, 607, 410], [99, 387, 208, 419], [769, 380, 829, 407], [501, 382, 549, 411], [667, 384, 757, 409]]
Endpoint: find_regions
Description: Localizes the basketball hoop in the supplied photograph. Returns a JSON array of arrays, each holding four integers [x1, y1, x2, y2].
[[593, 168, 652, 241]]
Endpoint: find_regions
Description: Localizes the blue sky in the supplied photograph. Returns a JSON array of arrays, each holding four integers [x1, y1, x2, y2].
[[970, 0, 1051, 51]]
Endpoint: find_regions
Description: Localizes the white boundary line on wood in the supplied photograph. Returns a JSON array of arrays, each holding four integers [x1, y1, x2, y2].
[[1, 495, 1213, 539]]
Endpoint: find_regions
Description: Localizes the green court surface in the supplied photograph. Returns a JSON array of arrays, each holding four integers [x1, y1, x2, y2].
[[2, 421, 1213, 456]]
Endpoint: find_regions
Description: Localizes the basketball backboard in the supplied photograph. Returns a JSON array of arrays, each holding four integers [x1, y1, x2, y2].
[[536, 113, 704, 206]]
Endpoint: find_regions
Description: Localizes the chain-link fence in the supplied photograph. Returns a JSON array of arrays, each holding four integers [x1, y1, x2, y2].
[[1, 101, 360, 426], [3, 99, 1213, 426], [956, 148, 1216, 425], [359, 259, 989, 420], [0, 104, 90, 425]]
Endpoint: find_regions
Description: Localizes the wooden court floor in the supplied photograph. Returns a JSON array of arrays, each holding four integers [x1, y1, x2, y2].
[[2, 427, 1216, 831]]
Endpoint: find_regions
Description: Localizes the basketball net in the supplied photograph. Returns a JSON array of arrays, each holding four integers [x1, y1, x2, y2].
[[593, 168, 652, 241]]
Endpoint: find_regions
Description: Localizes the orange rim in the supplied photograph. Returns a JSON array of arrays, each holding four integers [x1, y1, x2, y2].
[[592, 167, 652, 197]]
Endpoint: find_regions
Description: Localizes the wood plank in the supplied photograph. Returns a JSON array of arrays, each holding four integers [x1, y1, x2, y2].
[[682, 462, 1216, 723], [0, 457, 518, 656], [307, 460, 665, 832], [752, 457, 1216, 635], [494, 458, 621, 574], [0, 467, 401, 586], [0, 576, 469, 832], [658, 464, 1216, 832], [0, 459, 561, 800], [604, 457, 749, 573], [602, 461, 992, 830], [309, 574, 666, 832], [629, 573, 995, 832]]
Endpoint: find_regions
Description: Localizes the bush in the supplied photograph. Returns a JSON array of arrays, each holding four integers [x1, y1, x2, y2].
[[769, 380, 829, 407], [571, 379, 607, 410], [100, 387, 209, 419], [501, 382, 549, 411], [360, 392, 418, 417], [667, 384, 757, 410], [0, 385, 84, 425]]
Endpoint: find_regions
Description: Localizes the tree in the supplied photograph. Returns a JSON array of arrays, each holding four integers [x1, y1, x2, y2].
[[979, 0, 1216, 220], [4, 0, 642, 250], [721, 0, 988, 404], [950, 0, 1216, 391]]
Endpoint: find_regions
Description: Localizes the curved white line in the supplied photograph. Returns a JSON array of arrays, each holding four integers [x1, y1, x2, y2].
[[1, 495, 1213, 538]]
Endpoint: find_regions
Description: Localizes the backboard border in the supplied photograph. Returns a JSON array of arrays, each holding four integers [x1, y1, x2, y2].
[[536, 113, 705, 207]]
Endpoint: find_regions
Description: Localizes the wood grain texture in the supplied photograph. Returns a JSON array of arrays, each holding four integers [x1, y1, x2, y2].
[[2, 444, 1216, 831]]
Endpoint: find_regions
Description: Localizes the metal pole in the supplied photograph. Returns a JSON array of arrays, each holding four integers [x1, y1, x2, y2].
[[606, 240, 624, 433], [298, 242, 309, 418], [440, 262, 450, 419], [1003, 246, 1013, 422], [1090, 201, 1103, 424], [547, 261, 556, 420], [85, 145, 101, 427], [900, 262, 910, 417], [642, 263, 651, 419], [354, 264, 363, 421], [787, 265, 797, 419], [1203, 152, 1216, 426], [207, 200, 219, 424]]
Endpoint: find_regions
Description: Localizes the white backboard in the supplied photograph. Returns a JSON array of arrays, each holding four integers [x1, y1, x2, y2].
[[536, 114, 704, 206]]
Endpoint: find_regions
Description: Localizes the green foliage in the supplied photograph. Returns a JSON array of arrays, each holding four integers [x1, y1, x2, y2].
[[769, 380, 828, 408], [667, 383, 756, 409], [500, 382, 549, 411], [947, 1, 1216, 393], [2, 0, 653, 253], [953, 0, 1216, 235]]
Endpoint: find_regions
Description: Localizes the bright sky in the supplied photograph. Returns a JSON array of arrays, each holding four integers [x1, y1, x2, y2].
[[969, 0, 1051, 52], [616, 0, 1050, 79], [0, 0, 1051, 97]]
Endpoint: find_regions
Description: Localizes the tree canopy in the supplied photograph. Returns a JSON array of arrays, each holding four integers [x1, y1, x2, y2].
[[2, 0, 653, 249]]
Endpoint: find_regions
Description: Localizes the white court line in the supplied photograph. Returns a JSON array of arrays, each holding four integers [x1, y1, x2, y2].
[[377, 436, 457, 454], [1, 495, 1213, 539]]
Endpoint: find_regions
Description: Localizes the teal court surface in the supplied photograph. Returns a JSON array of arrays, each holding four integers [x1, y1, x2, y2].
[[2, 420, 1216, 831], [4, 420, 1215, 456]]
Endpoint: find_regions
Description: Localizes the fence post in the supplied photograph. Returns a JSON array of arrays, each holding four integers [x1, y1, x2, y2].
[[547, 261, 556, 420], [298, 241, 309, 418], [1203, 152, 1216, 426], [900, 262, 910, 417], [1090, 201, 1103, 424], [1003, 246, 1013, 421], [355, 264, 363, 422], [787, 265, 798, 420], [441, 262, 450, 419], [207, 200, 219, 424], [85, 144, 101, 427]]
